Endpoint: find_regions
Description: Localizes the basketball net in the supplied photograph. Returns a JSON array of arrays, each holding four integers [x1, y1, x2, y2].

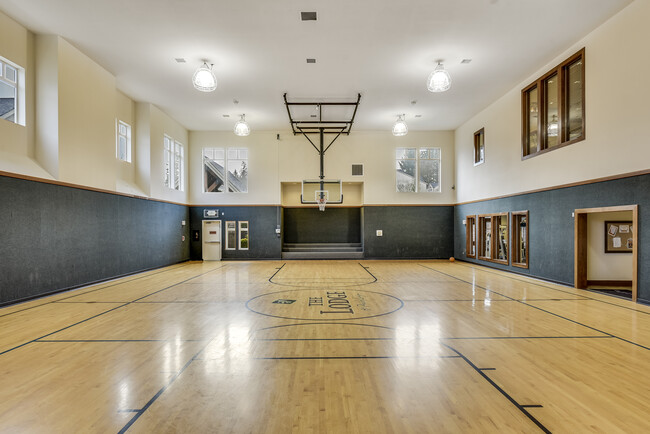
[[317, 197, 327, 211]]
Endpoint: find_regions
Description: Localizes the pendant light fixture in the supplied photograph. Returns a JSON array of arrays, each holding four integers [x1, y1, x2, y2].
[[427, 62, 451, 93], [392, 114, 408, 136], [192, 61, 217, 92], [234, 114, 250, 136]]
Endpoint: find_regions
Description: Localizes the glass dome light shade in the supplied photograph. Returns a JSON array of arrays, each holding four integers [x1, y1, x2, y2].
[[427, 63, 451, 93], [193, 62, 217, 92], [392, 115, 408, 136], [234, 115, 250, 136]]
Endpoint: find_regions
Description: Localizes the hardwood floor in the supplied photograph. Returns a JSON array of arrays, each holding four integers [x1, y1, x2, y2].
[[0, 260, 649, 433]]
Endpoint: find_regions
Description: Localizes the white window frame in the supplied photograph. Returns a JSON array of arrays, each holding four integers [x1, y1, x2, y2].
[[239, 221, 249, 250], [164, 135, 184, 191], [225, 221, 237, 250], [395, 147, 441, 193], [203, 147, 248, 193], [116, 120, 132, 162], [174, 141, 184, 191], [0, 57, 24, 125]]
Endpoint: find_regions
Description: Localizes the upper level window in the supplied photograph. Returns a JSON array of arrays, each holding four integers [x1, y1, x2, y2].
[[203, 147, 248, 193], [522, 48, 584, 158], [474, 128, 485, 165], [396, 147, 441, 192], [164, 135, 184, 191], [116, 120, 131, 162], [0, 57, 24, 125]]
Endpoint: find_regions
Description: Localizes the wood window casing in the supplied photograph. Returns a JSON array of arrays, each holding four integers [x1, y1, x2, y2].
[[466, 215, 477, 258], [473, 128, 485, 166], [522, 48, 585, 159], [478, 215, 493, 261], [511, 211, 529, 269], [478, 213, 510, 265]]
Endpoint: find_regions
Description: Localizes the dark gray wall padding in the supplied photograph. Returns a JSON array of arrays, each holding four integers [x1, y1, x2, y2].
[[189, 206, 282, 260], [283, 207, 361, 244], [0, 175, 189, 305], [454, 174, 650, 303], [364, 206, 454, 259]]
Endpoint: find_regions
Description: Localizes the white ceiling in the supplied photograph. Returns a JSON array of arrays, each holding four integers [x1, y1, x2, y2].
[[0, 0, 633, 132]]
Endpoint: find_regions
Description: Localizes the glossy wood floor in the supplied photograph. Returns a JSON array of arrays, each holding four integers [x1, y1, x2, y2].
[[1, 260, 649, 433]]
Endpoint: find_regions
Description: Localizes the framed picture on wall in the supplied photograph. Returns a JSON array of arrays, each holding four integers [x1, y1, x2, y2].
[[605, 221, 633, 253]]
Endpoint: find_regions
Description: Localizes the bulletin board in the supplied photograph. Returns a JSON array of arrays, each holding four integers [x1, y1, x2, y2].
[[605, 221, 633, 253]]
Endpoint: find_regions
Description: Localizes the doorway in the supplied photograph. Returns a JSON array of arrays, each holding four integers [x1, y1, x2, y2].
[[574, 205, 638, 301]]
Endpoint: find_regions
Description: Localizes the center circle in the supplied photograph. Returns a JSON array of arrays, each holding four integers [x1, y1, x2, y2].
[[246, 289, 404, 321]]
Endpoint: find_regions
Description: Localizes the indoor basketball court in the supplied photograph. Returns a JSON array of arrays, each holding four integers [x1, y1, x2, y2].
[[0, 260, 649, 432], [1, 0, 649, 433]]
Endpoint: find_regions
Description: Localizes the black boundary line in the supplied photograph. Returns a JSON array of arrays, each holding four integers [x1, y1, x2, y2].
[[268, 263, 286, 283], [522, 405, 544, 408], [256, 322, 395, 332], [442, 336, 612, 340], [245, 288, 404, 322], [254, 355, 461, 360], [0, 262, 193, 319], [268, 262, 378, 288], [0, 264, 228, 357], [35, 339, 206, 343], [118, 346, 208, 434], [455, 262, 650, 316], [256, 337, 395, 341], [442, 342, 551, 433], [419, 264, 650, 351], [479, 368, 496, 371], [403, 299, 585, 302]]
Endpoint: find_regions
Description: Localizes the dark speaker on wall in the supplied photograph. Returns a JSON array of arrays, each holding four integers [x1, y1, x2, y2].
[[352, 164, 363, 176]]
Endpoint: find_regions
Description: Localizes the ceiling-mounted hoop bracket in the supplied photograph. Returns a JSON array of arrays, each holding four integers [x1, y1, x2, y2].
[[284, 93, 361, 189], [283, 93, 361, 136]]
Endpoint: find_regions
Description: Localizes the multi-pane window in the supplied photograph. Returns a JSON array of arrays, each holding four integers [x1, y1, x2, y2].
[[239, 221, 249, 250], [164, 135, 184, 191], [395, 147, 441, 192], [116, 120, 131, 162], [203, 147, 248, 193], [0, 58, 19, 124], [174, 142, 184, 190], [478, 216, 492, 260], [225, 221, 237, 250], [511, 211, 529, 268], [522, 48, 585, 158], [466, 215, 477, 258], [473, 128, 485, 165], [478, 213, 510, 264]]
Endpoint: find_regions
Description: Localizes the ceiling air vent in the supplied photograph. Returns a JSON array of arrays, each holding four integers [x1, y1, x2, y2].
[[306, 58, 316, 64], [301, 12, 317, 21], [352, 164, 364, 176]]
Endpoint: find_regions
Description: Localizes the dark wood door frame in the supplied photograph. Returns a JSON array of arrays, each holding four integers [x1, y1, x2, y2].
[[574, 205, 638, 302]]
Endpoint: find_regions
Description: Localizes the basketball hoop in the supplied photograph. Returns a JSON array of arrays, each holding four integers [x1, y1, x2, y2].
[[315, 190, 328, 211]]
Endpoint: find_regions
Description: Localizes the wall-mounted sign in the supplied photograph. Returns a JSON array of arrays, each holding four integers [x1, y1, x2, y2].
[[203, 209, 219, 218]]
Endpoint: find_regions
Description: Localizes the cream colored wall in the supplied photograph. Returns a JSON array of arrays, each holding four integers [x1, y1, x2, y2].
[[281, 182, 363, 207], [189, 130, 454, 206], [57, 38, 116, 191], [149, 105, 189, 203], [189, 131, 280, 205], [455, 0, 648, 203], [135, 102, 151, 196], [0, 8, 188, 201], [587, 211, 632, 281], [0, 10, 43, 176], [115, 91, 144, 195]]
